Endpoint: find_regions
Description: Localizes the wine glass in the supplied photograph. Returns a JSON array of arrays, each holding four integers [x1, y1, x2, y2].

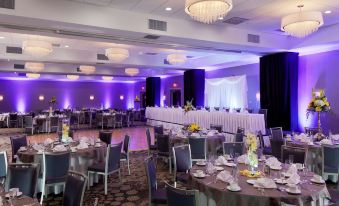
[[288, 155, 294, 164]]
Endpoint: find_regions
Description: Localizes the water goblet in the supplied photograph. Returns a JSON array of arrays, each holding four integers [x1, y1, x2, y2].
[[288, 155, 294, 164]]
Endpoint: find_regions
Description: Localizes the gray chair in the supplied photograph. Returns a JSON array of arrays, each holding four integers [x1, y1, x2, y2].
[[223, 142, 244, 156], [165, 182, 199, 206], [156, 134, 172, 173], [305, 127, 318, 136], [172, 145, 192, 184], [257, 130, 271, 155], [188, 137, 206, 162], [234, 108, 241, 113], [258, 109, 268, 129], [270, 127, 283, 140], [99, 130, 112, 145], [270, 139, 285, 161], [0, 151, 8, 184], [154, 125, 164, 135], [40, 152, 70, 204], [322, 146, 339, 180], [10, 135, 27, 162], [120, 135, 131, 175], [234, 133, 244, 142], [146, 128, 157, 156], [24, 116, 36, 135], [114, 113, 123, 128], [9, 113, 18, 128], [49, 116, 59, 133], [96, 113, 104, 129], [144, 156, 167, 206], [237, 127, 245, 134], [281, 146, 307, 164], [88, 143, 122, 195], [210, 124, 222, 133], [6, 163, 39, 198], [63, 171, 87, 206]]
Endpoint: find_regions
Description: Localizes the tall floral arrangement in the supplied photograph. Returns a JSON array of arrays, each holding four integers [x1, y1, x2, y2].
[[307, 89, 330, 115], [184, 99, 195, 114], [246, 133, 258, 173], [187, 123, 200, 133]]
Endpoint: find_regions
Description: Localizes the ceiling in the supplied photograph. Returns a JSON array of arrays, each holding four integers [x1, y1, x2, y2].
[[0, 0, 338, 82]]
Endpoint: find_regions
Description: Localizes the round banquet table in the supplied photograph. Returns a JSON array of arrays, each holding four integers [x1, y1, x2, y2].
[[0, 192, 39, 206], [189, 163, 330, 206]]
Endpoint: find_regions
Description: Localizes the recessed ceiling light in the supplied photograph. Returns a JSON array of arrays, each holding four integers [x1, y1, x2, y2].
[[165, 7, 172, 11], [65, 45, 70, 48], [218, 17, 224, 20], [324, 10, 332, 14], [0, 36, 5, 39]]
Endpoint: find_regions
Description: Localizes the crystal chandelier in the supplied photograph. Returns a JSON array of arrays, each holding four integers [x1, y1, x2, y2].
[[67, 75, 79, 80], [167, 54, 187, 65], [102, 76, 113, 81], [125, 68, 139, 76], [185, 0, 233, 24], [79, 65, 96, 75], [281, 5, 324, 38], [26, 73, 40, 79], [22, 40, 53, 57], [105, 48, 129, 62], [25, 62, 44, 73]]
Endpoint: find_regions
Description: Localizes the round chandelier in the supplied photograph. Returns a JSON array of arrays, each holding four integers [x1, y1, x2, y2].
[[22, 40, 53, 57], [281, 5, 324, 38], [26, 73, 40, 79], [105, 48, 129, 62], [25, 62, 44, 73], [125, 68, 139, 76], [79, 65, 96, 75], [66, 75, 79, 80], [167, 54, 187, 65], [185, 0, 233, 24], [102, 76, 113, 81]]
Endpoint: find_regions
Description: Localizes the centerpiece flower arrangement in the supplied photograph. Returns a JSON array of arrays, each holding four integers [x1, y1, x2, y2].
[[49, 96, 57, 116], [134, 96, 140, 102], [187, 123, 200, 133], [184, 99, 195, 114], [61, 119, 70, 143], [240, 133, 260, 177]]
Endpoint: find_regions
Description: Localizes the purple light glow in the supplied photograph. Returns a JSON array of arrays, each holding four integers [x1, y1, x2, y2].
[[17, 98, 26, 113]]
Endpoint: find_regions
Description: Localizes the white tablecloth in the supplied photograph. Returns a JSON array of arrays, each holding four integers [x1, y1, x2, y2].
[[146, 107, 266, 134]]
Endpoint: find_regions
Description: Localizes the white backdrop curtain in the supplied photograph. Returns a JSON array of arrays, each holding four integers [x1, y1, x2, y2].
[[204, 75, 248, 109]]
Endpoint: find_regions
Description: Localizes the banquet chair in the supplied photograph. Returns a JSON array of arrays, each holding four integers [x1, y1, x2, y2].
[[270, 139, 285, 161], [63, 171, 87, 206], [5, 163, 39, 198], [223, 142, 244, 156], [144, 156, 167, 206], [88, 142, 122, 195], [114, 113, 123, 128], [258, 109, 268, 129], [210, 124, 223, 133], [188, 137, 207, 162], [281, 146, 307, 164], [205, 107, 210, 111], [99, 130, 112, 145], [214, 107, 220, 111], [9, 113, 18, 128], [24, 116, 37, 135], [237, 127, 245, 134], [156, 134, 172, 173], [270, 127, 284, 140], [322, 146, 339, 181], [0, 151, 8, 184], [40, 152, 70, 204], [223, 107, 230, 112], [70, 113, 79, 129], [146, 128, 157, 156], [95, 113, 104, 129], [127, 111, 134, 127], [154, 125, 164, 135], [10, 134, 27, 162], [305, 127, 318, 136], [49, 116, 59, 133], [172, 145, 192, 184], [165, 182, 199, 206], [120, 135, 131, 175], [257, 130, 271, 155], [234, 108, 241, 113], [234, 133, 244, 142]]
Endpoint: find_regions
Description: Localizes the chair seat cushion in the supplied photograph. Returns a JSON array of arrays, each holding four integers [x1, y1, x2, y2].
[[151, 188, 167, 204], [88, 163, 105, 172], [324, 165, 339, 174]]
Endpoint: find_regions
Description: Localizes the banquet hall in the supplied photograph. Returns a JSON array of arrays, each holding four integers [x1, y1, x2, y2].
[[1, 0, 339, 205]]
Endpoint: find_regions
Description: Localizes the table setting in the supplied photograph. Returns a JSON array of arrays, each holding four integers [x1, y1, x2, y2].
[[0, 187, 39, 206]]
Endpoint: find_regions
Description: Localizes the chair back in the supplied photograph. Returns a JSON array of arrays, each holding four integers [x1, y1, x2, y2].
[[172, 145, 192, 173], [0, 151, 8, 178], [165, 182, 199, 206], [123, 135, 130, 154], [270, 139, 284, 160], [247, 109, 253, 113], [322, 146, 339, 174], [223, 142, 244, 156], [43, 152, 70, 183], [236, 127, 245, 134], [224, 107, 230, 112], [63, 171, 87, 206], [146, 128, 152, 148], [115, 113, 123, 122], [24, 116, 33, 127], [50, 116, 59, 127], [99, 130, 112, 145], [304, 127, 318, 136], [214, 107, 219, 111], [234, 108, 241, 113], [234, 133, 244, 142], [156, 134, 170, 154], [106, 143, 122, 173], [10, 135, 27, 161], [9, 113, 18, 121], [154, 125, 164, 135], [144, 156, 158, 202], [257, 130, 265, 149], [6, 163, 38, 198], [188, 137, 206, 160], [210, 124, 222, 133], [258, 109, 268, 129], [270, 127, 283, 140], [281, 146, 306, 164]]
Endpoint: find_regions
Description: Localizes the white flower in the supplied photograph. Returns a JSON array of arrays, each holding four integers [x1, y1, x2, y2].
[[314, 100, 325, 107]]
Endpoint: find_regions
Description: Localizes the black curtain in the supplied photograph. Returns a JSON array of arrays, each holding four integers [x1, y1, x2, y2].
[[184, 69, 205, 107], [260, 52, 299, 131], [146, 77, 160, 107]]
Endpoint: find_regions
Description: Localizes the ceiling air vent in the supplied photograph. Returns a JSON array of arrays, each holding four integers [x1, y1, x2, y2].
[[97, 54, 109, 61], [14, 64, 24, 69], [144, 35, 160, 40], [6, 46, 22, 54], [0, 0, 15, 9], [247, 34, 260, 44], [148, 19, 167, 31], [223, 17, 249, 25]]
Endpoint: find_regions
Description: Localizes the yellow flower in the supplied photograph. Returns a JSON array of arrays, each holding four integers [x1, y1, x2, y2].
[[316, 107, 321, 112]]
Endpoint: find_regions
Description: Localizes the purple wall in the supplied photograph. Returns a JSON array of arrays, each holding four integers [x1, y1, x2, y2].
[[0, 79, 136, 112]]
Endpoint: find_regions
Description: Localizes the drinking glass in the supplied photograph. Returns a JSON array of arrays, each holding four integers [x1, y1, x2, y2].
[[288, 155, 294, 164]]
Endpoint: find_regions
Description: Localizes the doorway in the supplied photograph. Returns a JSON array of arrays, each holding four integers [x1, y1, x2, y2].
[[170, 89, 181, 107]]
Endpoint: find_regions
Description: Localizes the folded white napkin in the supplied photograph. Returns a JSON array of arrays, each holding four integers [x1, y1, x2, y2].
[[77, 142, 89, 149], [79, 137, 89, 143], [265, 157, 281, 168], [331, 134, 339, 141], [44, 138, 54, 145], [237, 154, 248, 164], [286, 164, 298, 175], [254, 178, 277, 189], [52, 145, 67, 152], [32, 144, 45, 151], [215, 156, 228, 165], [320, 139, 333, 145], [191, 133, 200, 137], [286, 172, 300, 185], [216, 171, 234, 183]]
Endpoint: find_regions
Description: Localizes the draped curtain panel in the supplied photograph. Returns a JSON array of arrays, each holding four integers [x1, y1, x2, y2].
[[146, 77, 161, 107], [204, 75, 248, 109], [260, 52, 299, 131], [184, 69, 205, 107]]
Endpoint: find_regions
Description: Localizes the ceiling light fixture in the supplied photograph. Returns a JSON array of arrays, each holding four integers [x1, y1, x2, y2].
[[102, 76, 114, 81], [281, 5, 324, 38], [324, 10, 332, 14], [185, 0, 233, 24], [105, 48, 129, 62], [79, 65, 96, 75], [125, 68, 139, 76], [65, 45, 70, 48], [67, 75, 79, 80], [26, 73, 40, 79], [25, 62, 44, 73], [22, 40, 53, 57], [165, 7, 172, 11], [167, 53, 187, 65]]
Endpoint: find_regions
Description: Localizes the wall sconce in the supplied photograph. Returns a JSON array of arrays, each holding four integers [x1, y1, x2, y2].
[[90, 95, 94, 101], [256, 92, 260, 102], [173, 83, 177, 88], [141, 86, 145, 91], [38, 95, 44, 101], [163, 95, 166, 100], [120, 95, 124, 100], [0, 95, 3, 101]]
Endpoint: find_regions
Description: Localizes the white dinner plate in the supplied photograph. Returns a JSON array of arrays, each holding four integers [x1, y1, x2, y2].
[[214, 162, 222, 166], [193, 173, 206, 178], [5, 191, 22, 198], [196, 161, 206, 166], [286, 188, 301, 195], [227, 186, 241, 192], [270, 166, 282, 170], [215, 166, 224, 171], [310, 178, 325, 184], [274, 178, 287, 184], [225, 163, 236, 167], [246, 179, 256, 185]]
